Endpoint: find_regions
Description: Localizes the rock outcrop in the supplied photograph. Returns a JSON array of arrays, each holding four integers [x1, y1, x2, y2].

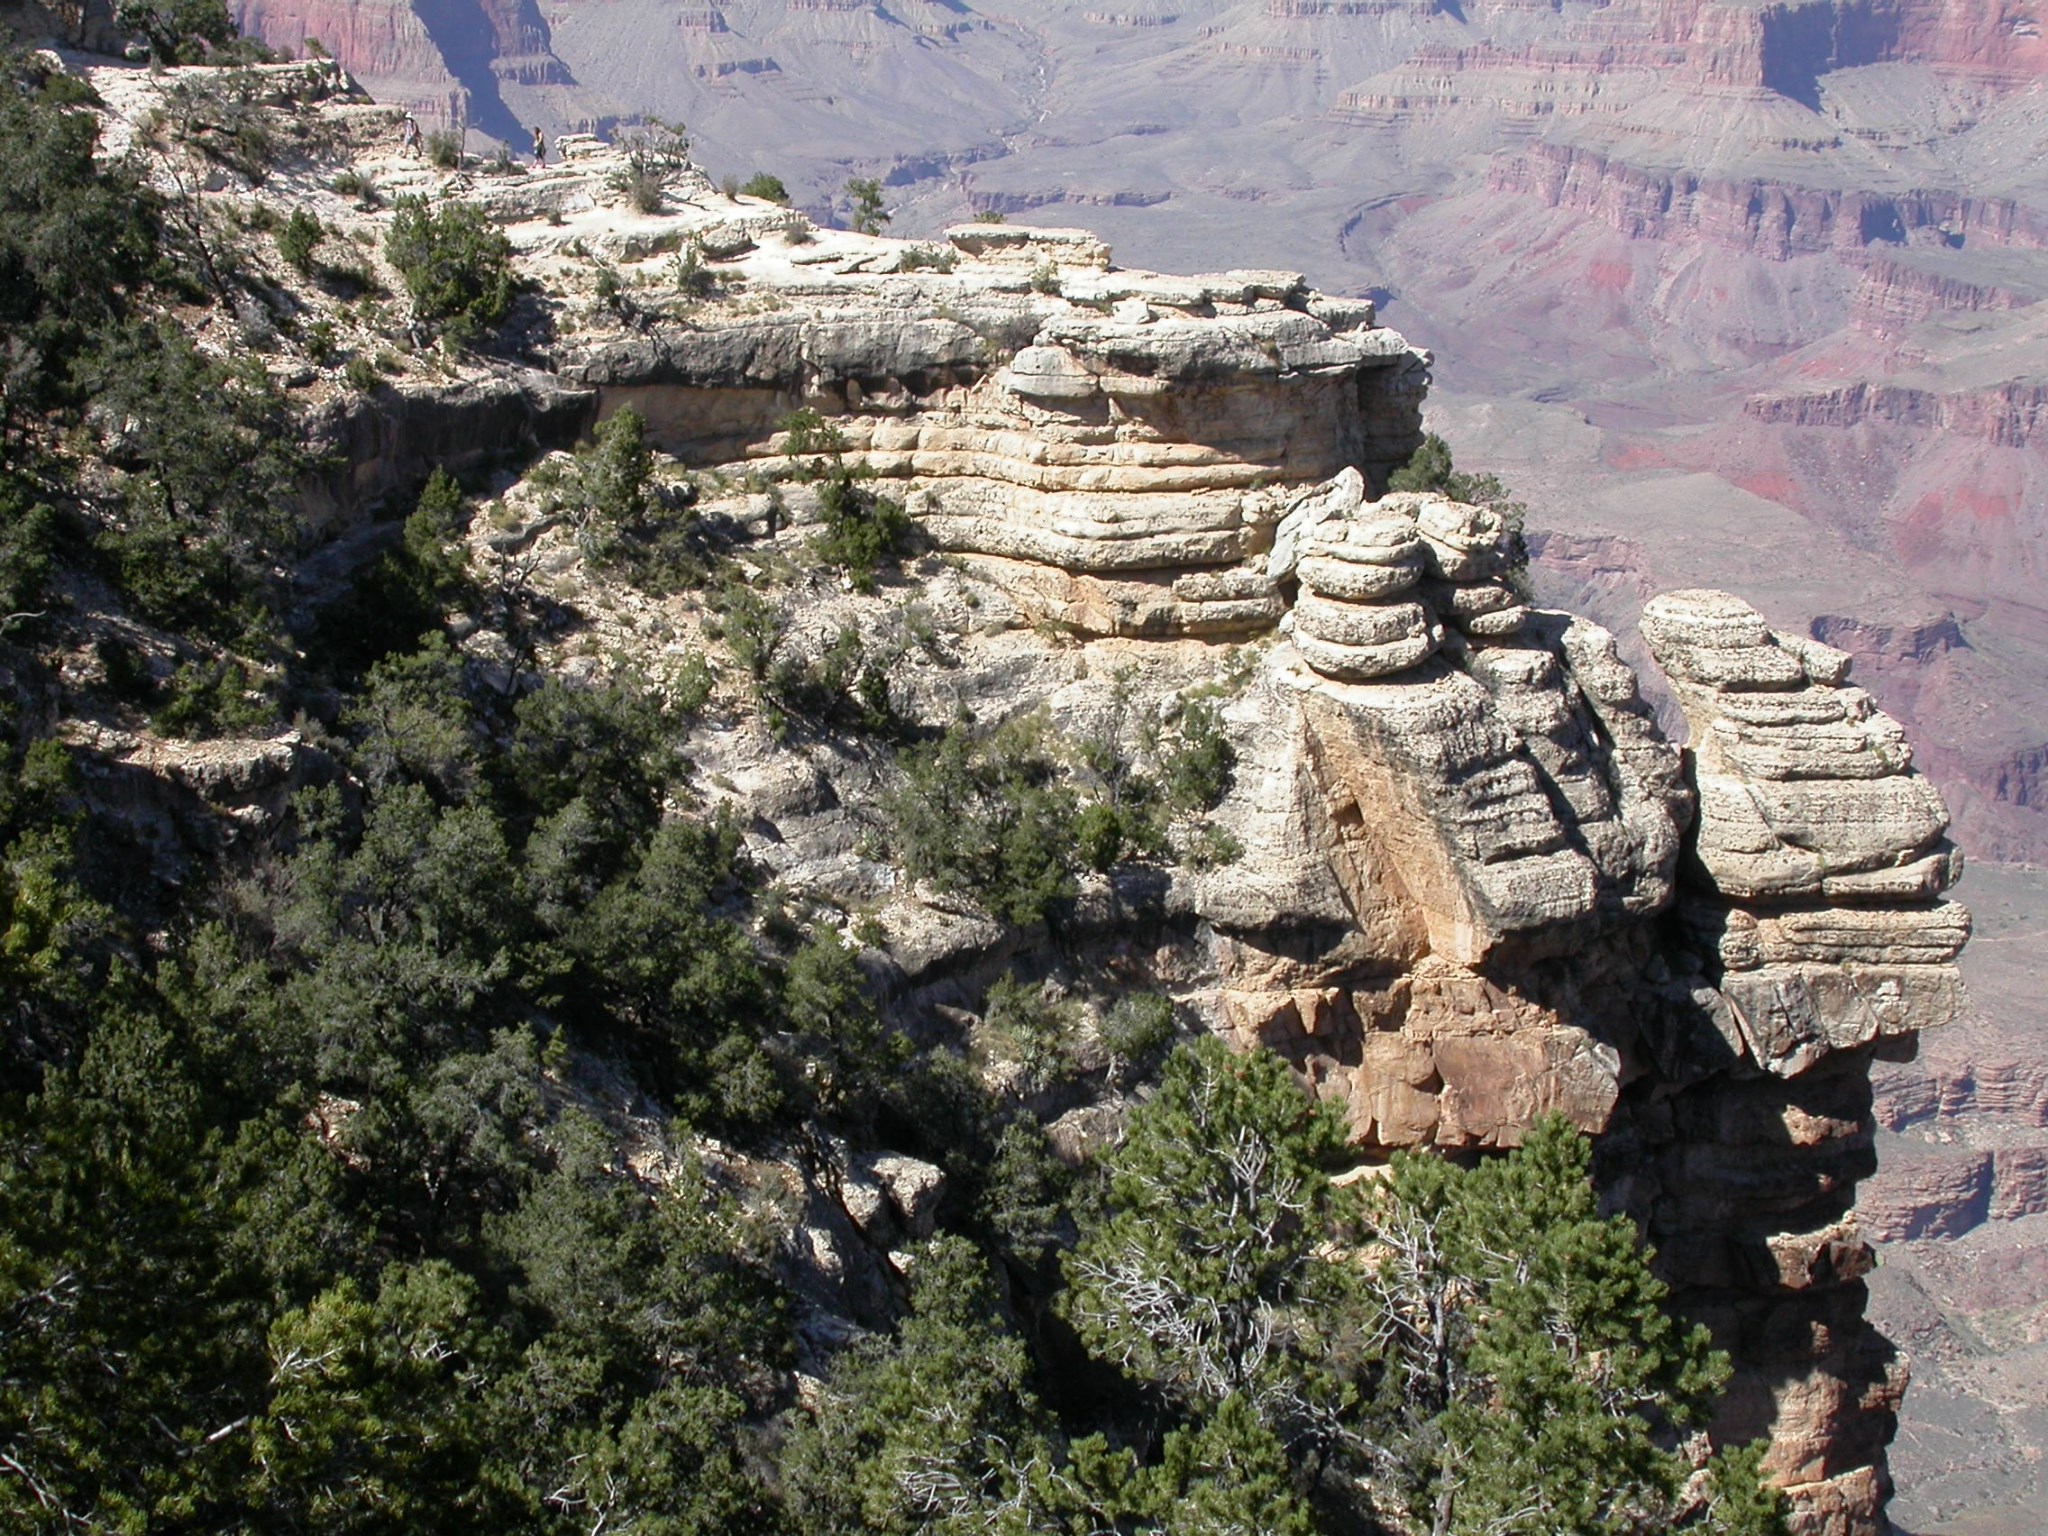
[[1105, 498, 1953, 1536], [1614, 590, 1968, 1531], [1191, 553, 1960, 1536], [516, 163, 1963, 1528], [564, 243, 1427, 641], [1644, 589, 1967, 1071], [86, 76, 1968, 1532]]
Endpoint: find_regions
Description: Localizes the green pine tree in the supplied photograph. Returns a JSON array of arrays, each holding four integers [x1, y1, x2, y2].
[[782, 1235, 1054, 1534], [1356, 1116, 1785, 1536], [1062, 1037, 1360, 1454]]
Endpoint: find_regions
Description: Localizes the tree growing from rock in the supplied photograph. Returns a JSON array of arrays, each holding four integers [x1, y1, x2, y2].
[[1387, 432, 1530, 579], [115, 0, 236, 63], [1063, 1035, 1361, 1461], [383, 196, 515, 342], [845, 177, 890, 236], [1064, 1039, 1789, 1536], [1352, 1118, 1777, 1536]]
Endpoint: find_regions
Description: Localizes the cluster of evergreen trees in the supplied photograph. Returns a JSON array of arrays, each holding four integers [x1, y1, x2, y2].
[[1, 47, 1786, 1533], [0, 710, 1787, 1534], [791, 1047, 1784, 1536]]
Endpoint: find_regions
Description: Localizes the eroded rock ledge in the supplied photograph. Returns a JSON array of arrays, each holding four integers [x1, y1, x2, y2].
[[536, 185, 1959, 1532], [93, 102, 1958, 1532], [836, 459, 1950, 1536], [1200, 546, 1961, 1536]]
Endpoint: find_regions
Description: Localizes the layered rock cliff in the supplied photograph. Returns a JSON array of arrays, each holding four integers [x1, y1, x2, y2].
[[84, 81, 1972, 1535], [194, 0, 2048, 891]]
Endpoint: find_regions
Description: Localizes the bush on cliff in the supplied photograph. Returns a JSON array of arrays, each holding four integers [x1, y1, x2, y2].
[[115, 0, 237, 63], [776, 406, 846, 464], [384, 196, 515, 342], [779, 1233, 1056, 1531], [0, 476, 55, 626], [1069, 674, 1239, 872], [580, 405, 659, 526], [1388, 431, 1531, 580], [313, 467, 473, 677], [1063, 1044, 1789, 1536], [0, 640, 810, 1531], [276, 206, 322, 273], [1353, 1119, 1766, 1536], [807, 1039, 1784, 1535], [89, 320, 308, 641], [610, 119, 694, 215], [572, 407, 713, 594], [0, 54, 162, 429], [0, 40, 311, 685], [1063, 1035, 1357, 1455], [158, 69, 280, 181], [812, 467, 912, 592], [844, 176, 889, 236], [880, 680, 1245, 920], [884, 708, 1079, 927]]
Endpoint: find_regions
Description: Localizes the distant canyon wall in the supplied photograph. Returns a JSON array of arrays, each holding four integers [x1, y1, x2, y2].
[[1490, 143, 2048, 263]]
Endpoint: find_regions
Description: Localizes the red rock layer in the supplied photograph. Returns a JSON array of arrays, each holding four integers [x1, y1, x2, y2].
[[1489, 142, 2048, 261], [1850, 254, 2039, 333], [1743, 379, 2048, 445]]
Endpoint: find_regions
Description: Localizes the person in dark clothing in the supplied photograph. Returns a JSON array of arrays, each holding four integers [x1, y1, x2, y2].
[[532, 126, 546, 165]]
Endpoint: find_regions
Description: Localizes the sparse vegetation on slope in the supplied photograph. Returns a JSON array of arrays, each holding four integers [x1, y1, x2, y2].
[[117, 0, 242, 64], [611, 118, 694, 214], [384, 195, 515, 341], [0, 46, 1794, 1536]]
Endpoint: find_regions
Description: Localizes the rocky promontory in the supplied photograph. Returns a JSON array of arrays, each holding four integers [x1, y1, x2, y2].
[[58, 67, 1975, 1535]]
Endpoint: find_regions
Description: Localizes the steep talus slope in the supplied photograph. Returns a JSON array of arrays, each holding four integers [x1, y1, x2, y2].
[[50, 81, 1978, 1530]]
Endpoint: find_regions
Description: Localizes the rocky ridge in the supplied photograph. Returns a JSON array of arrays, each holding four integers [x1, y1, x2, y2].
[[76, 78, 1973, 1535], [172, 0, 2048, 883]]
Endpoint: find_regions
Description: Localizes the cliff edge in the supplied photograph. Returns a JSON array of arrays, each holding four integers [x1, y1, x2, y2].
[[63, 64, 1971, 1535]]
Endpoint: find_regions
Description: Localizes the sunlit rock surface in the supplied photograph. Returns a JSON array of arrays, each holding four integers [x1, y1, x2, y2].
[[71, 72, 1971, 1532]]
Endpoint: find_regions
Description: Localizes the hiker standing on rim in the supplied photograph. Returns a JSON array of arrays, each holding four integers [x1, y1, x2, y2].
[[532, 125, 546, 164], [399, 112, 421, 156]]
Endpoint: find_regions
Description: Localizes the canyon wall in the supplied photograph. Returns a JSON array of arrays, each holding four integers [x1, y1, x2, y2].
[[1488, 143, 2048, 262], [114, 84, 1979, 1533], [525, 198, 1962, 1529]]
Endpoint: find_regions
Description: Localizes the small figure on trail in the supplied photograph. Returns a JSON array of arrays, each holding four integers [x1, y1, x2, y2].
[[532, 125, 546, 164], [399, 112, 421, 156]]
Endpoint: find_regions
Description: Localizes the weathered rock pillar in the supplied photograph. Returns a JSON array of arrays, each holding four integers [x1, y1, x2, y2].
[[1627, 589, 1969, 1536], [1194, 523, 1966, 1534]]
